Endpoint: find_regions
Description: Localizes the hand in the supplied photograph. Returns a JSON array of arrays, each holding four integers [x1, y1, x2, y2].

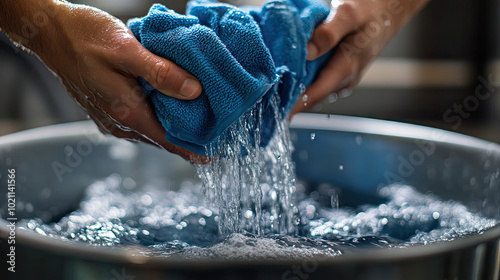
[[291, 0, 429, 115], [1, 1, 205, 162]]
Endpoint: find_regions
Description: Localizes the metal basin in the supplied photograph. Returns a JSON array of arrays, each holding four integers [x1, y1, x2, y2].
[[1, 113, 499, 280]]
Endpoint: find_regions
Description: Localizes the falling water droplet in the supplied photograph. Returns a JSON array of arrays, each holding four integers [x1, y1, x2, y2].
[[310, 133, 316, 141], [331, 194, 339, 209], [302, 94, 309, 102], [339, 165, 344, 171], [299, 83, 306, 93]]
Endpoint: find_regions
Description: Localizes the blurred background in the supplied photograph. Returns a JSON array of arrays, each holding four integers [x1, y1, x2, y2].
[[0, 0, 499, 142]]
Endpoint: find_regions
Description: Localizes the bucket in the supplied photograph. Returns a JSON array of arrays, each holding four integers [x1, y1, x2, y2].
[[1, 113, 499, 280]]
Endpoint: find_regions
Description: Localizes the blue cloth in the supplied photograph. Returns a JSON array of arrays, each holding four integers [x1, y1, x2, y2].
[[128, 0, 331, 155]]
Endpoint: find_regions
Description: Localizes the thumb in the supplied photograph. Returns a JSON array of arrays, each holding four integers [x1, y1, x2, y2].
[[130, 46, 202, 100], [306, 7, 359, 61]]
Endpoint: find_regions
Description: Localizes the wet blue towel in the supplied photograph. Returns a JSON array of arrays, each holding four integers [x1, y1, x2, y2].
[[128, 0, 331, 155]]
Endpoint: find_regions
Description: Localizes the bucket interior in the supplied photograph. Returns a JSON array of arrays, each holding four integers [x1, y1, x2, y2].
[[1, 114, 499, 266]]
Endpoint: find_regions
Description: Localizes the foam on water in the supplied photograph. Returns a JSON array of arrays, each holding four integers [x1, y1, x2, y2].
[[304, 185, 498, 245], [16, 89, 500, 259], [161, 234, 342, 260], [19, 174, 498, 259]]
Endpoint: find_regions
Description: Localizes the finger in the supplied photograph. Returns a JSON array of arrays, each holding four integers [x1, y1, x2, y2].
[[307, 2, 363, 60], [95, 99, 208, 163], [73, 72, 208, 163], [109, 124, 208, 164], [127, 44, 202, 100], [291, 48, 358, 115], [101, 81, 208, 163]]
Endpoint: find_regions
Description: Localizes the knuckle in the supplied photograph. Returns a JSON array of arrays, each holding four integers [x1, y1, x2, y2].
[[337, 1, 361, 22], [107, 35, 137, 61], [318, 26, 339, 50], [150, 60, 171, 87]]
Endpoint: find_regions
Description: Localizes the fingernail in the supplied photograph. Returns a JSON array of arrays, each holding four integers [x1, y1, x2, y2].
[[338, 74, 355, 89], [180, 78, 201, 98], [306, 42, 318, 60], [339, 88, 353, 98]]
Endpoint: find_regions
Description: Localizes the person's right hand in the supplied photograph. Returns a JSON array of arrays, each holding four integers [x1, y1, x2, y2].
[[1, 0, 205, 162], [291, 0, 429, 115]]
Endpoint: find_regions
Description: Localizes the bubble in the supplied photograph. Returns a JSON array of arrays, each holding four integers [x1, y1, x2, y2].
[[244, 210, 253, 219], [35, 227, 47, 236], [123, 178, 137, 190], [141, 195, 153, 206]]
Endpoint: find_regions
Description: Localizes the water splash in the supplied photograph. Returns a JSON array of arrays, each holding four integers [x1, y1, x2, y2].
[[18, 178, 498, 259], [306, 185, 497, 243]]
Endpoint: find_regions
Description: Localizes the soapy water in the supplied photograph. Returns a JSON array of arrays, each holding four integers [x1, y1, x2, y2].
[[17, 91, 499, 260], [19, 174, 498, 260]]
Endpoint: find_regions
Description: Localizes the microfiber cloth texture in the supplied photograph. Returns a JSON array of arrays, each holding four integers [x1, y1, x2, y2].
[[128, 0, 331, 155]]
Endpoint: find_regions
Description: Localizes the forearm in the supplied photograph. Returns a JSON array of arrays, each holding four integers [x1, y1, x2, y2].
[[0, 0, 64, 56]]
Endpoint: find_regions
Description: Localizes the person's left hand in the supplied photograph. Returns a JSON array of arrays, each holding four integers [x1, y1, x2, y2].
[[291, 0, 429, 115]]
